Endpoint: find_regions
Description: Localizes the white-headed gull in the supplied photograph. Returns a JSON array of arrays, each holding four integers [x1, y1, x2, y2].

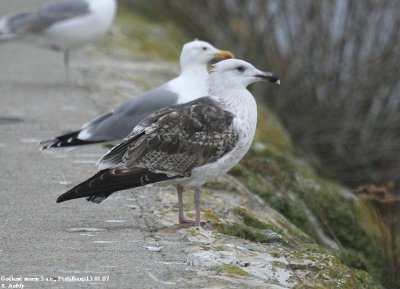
[[0, 0, 116, 69], [41, 40, 233, 149]]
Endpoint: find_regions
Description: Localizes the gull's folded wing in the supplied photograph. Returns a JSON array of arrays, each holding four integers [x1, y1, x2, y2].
[[99, 96, 240, 174]]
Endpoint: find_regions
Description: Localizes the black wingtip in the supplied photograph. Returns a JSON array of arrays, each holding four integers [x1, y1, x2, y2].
[[40, 139, 58, 150], [56, 192, 107, 204], [40, 130, 104, 149], [56, 193, 68, 203], [56, 169, 178, 205], [86, 193, 112, 204]]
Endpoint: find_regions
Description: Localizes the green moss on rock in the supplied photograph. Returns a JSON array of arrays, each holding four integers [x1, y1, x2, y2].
[[233, 207, 282, 233], [217, 222, 279, 243], [214, 207, 285, 243], [202, 208, 222, 224], [230, 107, 384, 284], [215, 264, 250, 277]]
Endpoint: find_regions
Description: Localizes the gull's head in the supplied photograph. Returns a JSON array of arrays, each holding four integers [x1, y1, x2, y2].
[[180, 40, 233, 71], [210, 59, 280, 87]]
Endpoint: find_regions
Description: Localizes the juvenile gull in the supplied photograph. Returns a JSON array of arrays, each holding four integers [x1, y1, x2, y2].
[[40, 40, 233, 149], [56, 59, 280, 226], [0, 0, 117, 68]]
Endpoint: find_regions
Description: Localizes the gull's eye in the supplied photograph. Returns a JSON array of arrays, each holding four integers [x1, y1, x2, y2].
[[202, 47, 208, 51], [236, 66, 245, 72]]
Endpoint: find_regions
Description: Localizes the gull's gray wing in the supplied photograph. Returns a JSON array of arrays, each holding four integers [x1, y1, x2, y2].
[[40, 85, 179, 149], [99, 97, 240, 175], [4, 0, 90, 34], [80, 85, 179, 141]]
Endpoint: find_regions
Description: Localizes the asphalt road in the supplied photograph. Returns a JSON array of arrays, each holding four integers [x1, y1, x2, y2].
[[0, 1, 201, 288]]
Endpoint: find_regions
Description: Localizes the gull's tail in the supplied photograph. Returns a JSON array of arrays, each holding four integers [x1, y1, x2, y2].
[[40, 131, 103, 149], [0, 11, 37, 42], [0, 17, 18, 42], [56, 168, 177, 204]]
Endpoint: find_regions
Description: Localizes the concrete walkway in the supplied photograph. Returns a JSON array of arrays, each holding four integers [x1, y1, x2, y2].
[[0, 1, 197, 288]]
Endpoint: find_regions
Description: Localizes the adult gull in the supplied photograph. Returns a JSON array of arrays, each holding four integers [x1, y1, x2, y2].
[[40, 40, 233, 149], [0, 0, 116, 68], [56, 59, 280, 227]]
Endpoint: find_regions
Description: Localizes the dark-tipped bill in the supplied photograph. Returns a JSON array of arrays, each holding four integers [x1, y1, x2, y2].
[[255, 72, 280, 85]]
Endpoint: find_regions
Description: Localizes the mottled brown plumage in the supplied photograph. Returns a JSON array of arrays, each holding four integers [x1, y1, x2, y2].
[[101, 97, 239, 175], [57, 97, 239, 203]]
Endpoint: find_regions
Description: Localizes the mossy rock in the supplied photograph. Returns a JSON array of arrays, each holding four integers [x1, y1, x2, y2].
[[215, 264, 250, 277], [230, 106, 384, 283], [98, 6, 383, 287]]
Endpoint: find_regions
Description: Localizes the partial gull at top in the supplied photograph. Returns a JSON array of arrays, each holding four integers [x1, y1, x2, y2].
[[56, 59, 280, 227], [0, 0, 116, 68], [40, 40, 234, 149]]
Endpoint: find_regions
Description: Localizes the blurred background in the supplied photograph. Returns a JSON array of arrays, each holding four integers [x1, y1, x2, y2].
[[117, 0, 400, 288]]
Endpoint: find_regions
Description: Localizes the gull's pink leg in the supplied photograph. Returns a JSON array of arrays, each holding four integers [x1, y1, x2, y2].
[[194, 187, 201, 227], [176, 185, 193, 224]]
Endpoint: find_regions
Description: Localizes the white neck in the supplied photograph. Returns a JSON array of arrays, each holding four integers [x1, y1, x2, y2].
[[172, 65, 209, 104], [208, 76, 258, 124], [88, 0, 117, 18], [180, 62, 208, 76], [87, 0, 115, 4]]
